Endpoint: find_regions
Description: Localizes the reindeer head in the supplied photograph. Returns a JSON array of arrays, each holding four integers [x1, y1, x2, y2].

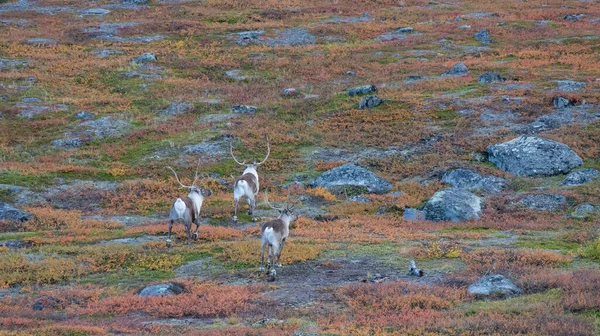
[[265, 192, 299, 223], [229, 135, 270, 170], [167, 160, 212, 198]]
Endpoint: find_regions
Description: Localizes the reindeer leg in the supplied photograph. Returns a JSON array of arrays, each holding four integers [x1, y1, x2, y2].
[[249, 196, 257, 222], [192, 219, 200, 241], [275, 240, 284, 268], [269, 242, 278, 278], [233, 197, 239, 222], [259, 241, 266, 272], [166, 220, 174, 248]]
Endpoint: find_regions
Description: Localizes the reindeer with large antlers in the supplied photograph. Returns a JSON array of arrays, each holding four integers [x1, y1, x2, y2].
[[230, 135, 270, 222], [166, 160, 212, 248], [260, 193, 298, 279]]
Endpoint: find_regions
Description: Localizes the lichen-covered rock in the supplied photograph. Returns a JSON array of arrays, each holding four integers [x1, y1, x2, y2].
[[79, 116, 132, 140], [564, 14, 585, 22], [159, 102, 193, 117], [556, 80, 585, 92], [561, 169, 600, 186], [468, 275, 522, 296], [132, 52, 157, 64], [358, 96, 384, 110], [519, 194, 567, 211], [312, 163, 392, 194], [474, 28, 493, 44], [442, 169, 508, 193], [0, 202, 32, 222], [423, 188, 483, 222], [225, 69, 247, 80], [138, 282, 184, 297], [74, 111, 96, 120], [403, 207, 425, 221], [570, 204, 598, 219], [23, 38, 59, 46], [264, 27, 316, 47], [445, 62, 468, 76], [51, 137, 83, 149], [347, 85, 377, 96], [553, 96, 574, 108], [231, 105, 257, 114], [486, 136, 583, 176], [478, 72, 505, 83]]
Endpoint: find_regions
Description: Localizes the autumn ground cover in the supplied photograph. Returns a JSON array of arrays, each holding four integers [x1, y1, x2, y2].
[[1, 0, 600, 334]]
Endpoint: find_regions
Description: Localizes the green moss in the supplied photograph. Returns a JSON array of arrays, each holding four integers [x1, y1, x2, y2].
[[463, 289, 562, 316], [0, 232, 42, 241], [440, 227, 500, 234], [0, 171, 57, 189], [514, 237, 580, 252]]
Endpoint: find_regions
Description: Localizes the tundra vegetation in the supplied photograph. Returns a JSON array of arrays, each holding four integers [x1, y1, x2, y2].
[[0, 0, 600, 335]]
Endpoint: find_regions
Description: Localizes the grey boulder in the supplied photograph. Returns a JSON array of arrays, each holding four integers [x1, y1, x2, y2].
[[478, 72, 505, 83], [486, 136, 583, 176], [159, 102, 193, 117], [232, 105, 257, 114], [347, 85, 377, 96], [312, 163, 392, 194], [0, 202, 32, 222], [519, 194, 567, 211], [570, 204, 598, 219], [445, 62, 468, 76], [138, 282, 184, 297], [358, 96, 384, 110], [132, 53, 157, 64], [468, 275, 522, 296], [442, 169, 508, 193], [474, 28, 493, 44], [561, 169, 600, 186], [423, 188, 483, 222]]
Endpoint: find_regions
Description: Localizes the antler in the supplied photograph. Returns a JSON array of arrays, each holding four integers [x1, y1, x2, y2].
[[167, 166, 192, 189], [229, 141, 247, 166], [191, 158, 202, 187], [255, 135, 270, 166], [264, 191, 284, 211]]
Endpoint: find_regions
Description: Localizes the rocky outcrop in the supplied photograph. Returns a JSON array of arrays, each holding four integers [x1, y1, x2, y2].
[[423, 188, 483, 222], [312, 164, 392, 194]]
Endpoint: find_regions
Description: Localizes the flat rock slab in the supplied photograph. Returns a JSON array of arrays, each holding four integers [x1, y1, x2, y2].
[[159, 102, 193, 117], [570, 204, 599, 219], [487, 136, 583, 176], [442, 169, 508, 193], [423, 188, 483, 222], [16, 103, 68, 118], [519, 194, 567, 211], [312, 163, 392, 194], [529, 106, 600, 133], [468, 274, 522, 296], [347, 85, 377, 96], [138, 282, 184, 297], [99, 235, 166, 245], [0, 58, 30, 71], [23, 38, 59, 46]]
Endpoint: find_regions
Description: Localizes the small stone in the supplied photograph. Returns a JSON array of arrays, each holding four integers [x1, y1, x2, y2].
[[564, 14, 585, 21], [468, 275, 522, 296], [397, 27, 414, 33], [561, 169, 600, 186], [474, 28, 493, 44], [20, 97, 42, 103], [51, 138, 83, 150], [403, 207, 425, 221], [139, 282, 185, 297], [358, 96, 384, 110], [345, 71, 356, 76], [459, 25, 472, 29], [445, 62, 468, 76], [74, 111, 95, 120], [123, 0, 149, 4], [225, 70, 247, 80], [347, 85, 377, 96], [159, 102, 193, 117], [553, 96, 574, 108], [94, 49, 124, 58], [570, 204, 598, 219], [407, 75, 424, 81], [82, 8, 111, 16], [282, 88, 298, 96], [231, 105, 257, 114], [349, 195, 370, 203], [132, 53, 157, 64], [478, 72, 505, 83]]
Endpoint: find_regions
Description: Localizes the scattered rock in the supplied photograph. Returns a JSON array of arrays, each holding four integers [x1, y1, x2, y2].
[[0, 240, 32, 249], [555, 80, 585, 92], [32, 296, 62, 311], [358, 96, 384, 110], [564, 14, 585, 21], [21, 97, 41, 103], [375, 27, 416, 41], [159, 102, 193, 117], [423, 188, 483, 222], [79, 116, 132, 140], [397, 27, 414, 33], [347, 85, 377, 96], [570, 204, 598, 219], [139, 282, 185, 297], [529, 105, 599, 132], [94, 49, 124, 58], [123, 0, 149, 4], [0, 58, 30, 71], [486, 136, 583, 176], [519, 194, 567, 211], [225, 70, 247, 80], [552, 96, 575, 108], [234, 30, 265, 45], [319, 13, 371, 24], [51, 138, 83, 150], [459, 12, 499, 19], [132, 53, 157, 64], [468, 275, 522, 296], [16, 102, 68, 118], [349, 195, 370, 203], [23, 38, 59, 46], [81, 8, 110, 16], [478, 72, 505, 83], [184, 135, 232, 156], [407, 75, 424, 81], [444, 62, 468, 76], [312, 163, 392, 194], [459, 25, 472, 29], [282, 88, 298, 96], [265, 27, 316, 47], [561, 169, 600, 186], [442, 169, 508, 193], [403, 207, 425, 221], [74, 111, 95, 120], [231, 105, 257, 114], [474, 28, 493, 44]]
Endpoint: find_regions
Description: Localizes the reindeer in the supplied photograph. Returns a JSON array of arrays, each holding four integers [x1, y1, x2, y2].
[[166, 161, 212, 248], [230, 135, 270, 222], [259, 193, 299, 278]]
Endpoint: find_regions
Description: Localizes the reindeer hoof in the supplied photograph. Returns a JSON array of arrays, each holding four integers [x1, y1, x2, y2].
[[269, 269, 277, 277], [233, 216, 238, 222], [251, 217, 257, 222], [275, 263, 283, 268], [258, 266, 265, 272], [166, 239, 172, 248], [192, 233, 198, 241]]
